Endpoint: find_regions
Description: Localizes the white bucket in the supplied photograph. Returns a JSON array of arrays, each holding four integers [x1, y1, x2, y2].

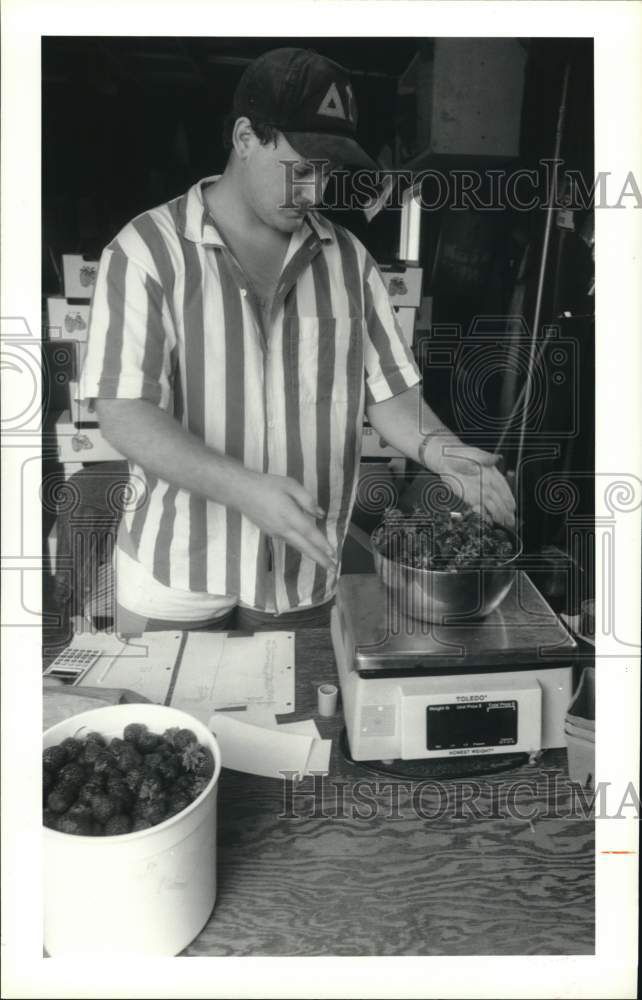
[[43, 703, 222, 957]]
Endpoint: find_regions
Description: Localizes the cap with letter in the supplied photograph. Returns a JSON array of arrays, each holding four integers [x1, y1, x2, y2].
[[232, 47, 378, 170]]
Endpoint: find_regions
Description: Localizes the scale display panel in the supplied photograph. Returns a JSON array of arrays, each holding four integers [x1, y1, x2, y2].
[[426, 700, 518, 751]]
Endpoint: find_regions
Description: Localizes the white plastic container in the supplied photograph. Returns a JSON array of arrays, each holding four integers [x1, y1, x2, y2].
[[565, 724, 594, 787], [43, 703, 221, 957], [565, 667, 595, 786]]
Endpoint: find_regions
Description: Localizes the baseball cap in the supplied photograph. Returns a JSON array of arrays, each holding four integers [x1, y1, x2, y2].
[[232, 47, 378, 170]]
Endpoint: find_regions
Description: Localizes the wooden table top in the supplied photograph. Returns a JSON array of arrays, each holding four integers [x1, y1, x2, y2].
[[184, 627, 594, 957]]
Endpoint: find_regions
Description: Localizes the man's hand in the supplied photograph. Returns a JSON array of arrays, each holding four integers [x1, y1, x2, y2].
[[365, 388, 516, 529], [95, 399, 336, 569], [240, 474, 337, 571], [422, 434, 516, 529]]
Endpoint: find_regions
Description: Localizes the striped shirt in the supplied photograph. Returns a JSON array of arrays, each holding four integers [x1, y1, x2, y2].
[[81, 175, 421, 614]]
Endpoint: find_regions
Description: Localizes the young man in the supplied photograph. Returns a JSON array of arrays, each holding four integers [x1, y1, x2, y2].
[[80, 47, 515, 633]]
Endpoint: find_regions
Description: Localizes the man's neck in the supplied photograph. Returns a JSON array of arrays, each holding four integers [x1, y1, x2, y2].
[[204, 167, 287, 248]]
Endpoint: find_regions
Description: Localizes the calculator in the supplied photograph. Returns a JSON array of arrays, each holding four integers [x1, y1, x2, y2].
[[43, 646, 105, 682]]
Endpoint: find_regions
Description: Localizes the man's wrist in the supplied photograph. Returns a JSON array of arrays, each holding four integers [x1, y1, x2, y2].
[[418, 429, 461, 471]]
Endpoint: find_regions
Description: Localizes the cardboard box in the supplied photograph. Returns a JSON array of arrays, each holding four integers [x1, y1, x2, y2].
[[55, 411, 124, 463], [46, 297, 90, 341], [68, 381, 98, 426], [62, 254, 99, 300], [361, 424, 402, 459], [394, 307, 416, 347], [380, 265, 423, 309]]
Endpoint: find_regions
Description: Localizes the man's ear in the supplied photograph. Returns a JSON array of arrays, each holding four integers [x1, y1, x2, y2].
[[232, 117, 255, 160]]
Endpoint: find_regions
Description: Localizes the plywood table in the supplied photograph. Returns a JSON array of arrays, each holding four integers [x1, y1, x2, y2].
[[185, 628, 594, 957]]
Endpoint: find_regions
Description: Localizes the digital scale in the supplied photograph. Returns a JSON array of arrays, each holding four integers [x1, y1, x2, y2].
[[331, 571, 577, 763]]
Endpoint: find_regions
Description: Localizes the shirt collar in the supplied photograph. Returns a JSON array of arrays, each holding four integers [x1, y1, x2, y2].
[[305, 210, 335, 244], [181, 176, 226, 246], [180, 176, 335, 248]]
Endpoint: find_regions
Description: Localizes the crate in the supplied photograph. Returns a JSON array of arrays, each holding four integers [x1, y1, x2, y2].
[[55, 411, 124, 463], [62, 254, 99, 300], [380, 265, 423, 309], [46, 297, 90, 341], [68, 380, 98, 427], [361, 424, 403, 459]]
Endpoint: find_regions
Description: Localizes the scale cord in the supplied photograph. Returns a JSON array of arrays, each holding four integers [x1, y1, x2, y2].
[[513, 61, 571, 477]]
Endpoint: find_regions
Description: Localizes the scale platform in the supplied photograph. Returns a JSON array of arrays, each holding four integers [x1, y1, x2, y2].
[[332, 572, 578, 762], [336, 570, 577, 677]]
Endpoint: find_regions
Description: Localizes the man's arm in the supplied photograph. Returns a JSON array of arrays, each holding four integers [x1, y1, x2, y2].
[[366, 385, 516, 528], [96, 398, 337, 570]]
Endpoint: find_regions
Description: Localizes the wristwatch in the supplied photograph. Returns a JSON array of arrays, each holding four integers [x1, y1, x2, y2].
[[417, 431, 440, 468]]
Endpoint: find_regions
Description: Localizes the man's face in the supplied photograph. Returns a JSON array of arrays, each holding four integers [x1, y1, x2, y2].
[[241, 130, 332, 233]]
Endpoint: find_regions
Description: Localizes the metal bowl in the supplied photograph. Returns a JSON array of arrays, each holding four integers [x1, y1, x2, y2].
[[371, 525, 523, 624]]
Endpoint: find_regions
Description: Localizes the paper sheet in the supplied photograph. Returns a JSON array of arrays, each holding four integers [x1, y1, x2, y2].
[[173, 631, 295, 716], [306, 738, 332, 774], [74, 632, 182, 702], [277, 719, 322, 739], [209, 711, 331, 779], [77, 630, 295, 719], [233, 710, 322, 739]]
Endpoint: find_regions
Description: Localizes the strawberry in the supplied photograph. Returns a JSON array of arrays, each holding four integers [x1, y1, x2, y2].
[[90, 793, 117, 824], [104, 814, 132, 836], [134, 800, 167, 826], [43, 809, 60, 831], [105, 776, 134, 812], [173, 728, 198, 752], [57, 815, 91, 836], [93, 751, 115, 775], [48, 785, 77, 813], [78, 777, 104, 805], [131, 816, 152, 832], [173, 773, 194, 795], [85, 731, 107, 747], [58, 762, 86, 789], [43, 745, 67, 772], [123, 722, 147, 745], [44, 723, 211, 836], [166, 790, 192, 817], [138, 776, 164, 803], [142, 750, 166, 776], [157, 755, 181, 784], [123, 766, 144, 794], [67, 803, 94, 833], [113, 744, 143, 774], [43, 768, 55, 798], [189, 776, 210, 800], [181, 744, 214, 779], [60, 737, 83, 761], [136, 731, 162, 754], [80, 740, 104, 766]]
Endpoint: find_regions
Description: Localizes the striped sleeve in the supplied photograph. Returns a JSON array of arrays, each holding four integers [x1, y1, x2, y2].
[[362, 253, 421, 405], [79, 244, 173, 407]]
